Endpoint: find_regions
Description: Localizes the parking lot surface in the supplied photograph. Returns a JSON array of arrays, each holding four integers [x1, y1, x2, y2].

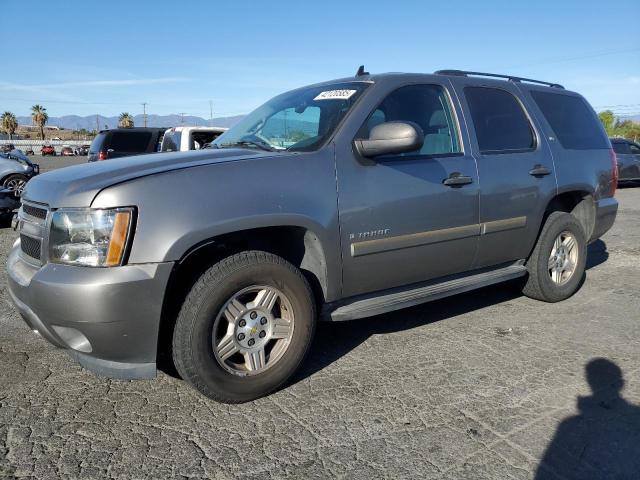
[[1, 156, 639, 479]]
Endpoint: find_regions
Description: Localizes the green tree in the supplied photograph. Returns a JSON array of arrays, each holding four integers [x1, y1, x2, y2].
[[598, 110, 615, 135], [118, 112, 134, 128], [1, 111, 18, 139], [31, 104, 49, 140]]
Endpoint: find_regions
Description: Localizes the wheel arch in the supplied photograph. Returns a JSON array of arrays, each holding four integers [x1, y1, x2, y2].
[[531, 190, 596, 258], [156, 224, 331, 371]]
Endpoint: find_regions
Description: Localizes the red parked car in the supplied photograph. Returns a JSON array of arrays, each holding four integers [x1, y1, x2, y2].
[[41, 145, 56, 156]]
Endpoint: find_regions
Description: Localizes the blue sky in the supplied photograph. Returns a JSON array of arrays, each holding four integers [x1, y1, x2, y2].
[[2, 0, 639, 120]]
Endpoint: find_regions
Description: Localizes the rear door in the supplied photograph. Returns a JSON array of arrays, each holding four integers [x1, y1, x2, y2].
[[451, 80, 557, 268], [612, 141, 635, 180], [628, 143, 640, 179]]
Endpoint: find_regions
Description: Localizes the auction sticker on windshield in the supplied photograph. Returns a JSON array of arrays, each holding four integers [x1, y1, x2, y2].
[[314, 89, 357, 101]]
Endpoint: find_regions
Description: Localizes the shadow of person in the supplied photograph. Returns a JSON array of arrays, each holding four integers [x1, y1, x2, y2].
[[535, 358, 640, 479]]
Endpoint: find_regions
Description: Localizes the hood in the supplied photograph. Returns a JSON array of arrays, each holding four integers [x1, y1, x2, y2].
[[23, 149, 274, 208]]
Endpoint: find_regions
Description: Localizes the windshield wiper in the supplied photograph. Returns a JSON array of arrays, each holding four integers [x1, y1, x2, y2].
[[218, 140, 276, 152]]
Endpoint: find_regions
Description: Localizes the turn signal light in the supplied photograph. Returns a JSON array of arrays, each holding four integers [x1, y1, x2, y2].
[[105, 212, 131, 266]]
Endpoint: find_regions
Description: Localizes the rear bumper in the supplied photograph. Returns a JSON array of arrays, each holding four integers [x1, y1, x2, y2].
[[590, 196, 618, 242], [6, 243, 174, 379]]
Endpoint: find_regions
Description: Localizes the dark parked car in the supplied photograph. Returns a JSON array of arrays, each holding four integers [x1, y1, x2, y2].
[[76, 144, 90, 156], [40, 145, 56, 156], [1, 144, 16, 154], [0, 149, 39, 195], [8, 69, 618, 403], [87, 128, 165, 162], [611, 137, 640, 184]]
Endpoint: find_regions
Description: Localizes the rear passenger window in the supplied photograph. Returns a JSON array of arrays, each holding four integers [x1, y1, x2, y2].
[[109, 132, 152, 152], [361, 84, 461, 156], [465, 87, 535, 154], [630, 144, 640, 155], [612, 142, 630, 155], [530, 91, 609, 150]]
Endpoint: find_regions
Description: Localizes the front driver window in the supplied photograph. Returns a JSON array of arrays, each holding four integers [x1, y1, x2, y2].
[[360, 84, 461, 156]]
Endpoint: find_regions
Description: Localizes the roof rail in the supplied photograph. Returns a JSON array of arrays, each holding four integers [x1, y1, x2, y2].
[[434, 70, 564, 89]]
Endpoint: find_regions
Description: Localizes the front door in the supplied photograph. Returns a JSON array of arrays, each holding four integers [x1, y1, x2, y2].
[[335, 82, 480, 298]]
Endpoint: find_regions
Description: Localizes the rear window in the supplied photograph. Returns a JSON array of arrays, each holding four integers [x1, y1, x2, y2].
[[530, 91, 609, 150], [161, 130, 182, 152], [465, 87, 535, 154], [89, 133, 107, 153], [109, 132, 152, 152], [612, 142, 630, 155]]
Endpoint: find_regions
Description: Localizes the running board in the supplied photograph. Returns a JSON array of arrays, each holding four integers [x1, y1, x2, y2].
[[325, 264, 527, 322]]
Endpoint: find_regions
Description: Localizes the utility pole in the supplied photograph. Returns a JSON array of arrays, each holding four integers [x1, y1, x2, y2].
[[141, 102, 147, 127], [209, 100, 213, 127], [179, 112, 186, 125], [95, 114, 99, 133]]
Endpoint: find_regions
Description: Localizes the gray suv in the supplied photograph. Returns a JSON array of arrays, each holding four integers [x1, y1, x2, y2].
[[7, 69, 618, 403]]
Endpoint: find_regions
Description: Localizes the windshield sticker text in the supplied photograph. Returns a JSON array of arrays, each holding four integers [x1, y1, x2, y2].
[[314, 89, 357, 101]]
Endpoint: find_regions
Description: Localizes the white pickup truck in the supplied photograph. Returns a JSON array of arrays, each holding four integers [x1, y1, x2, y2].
[[160, 126, 227, 152]]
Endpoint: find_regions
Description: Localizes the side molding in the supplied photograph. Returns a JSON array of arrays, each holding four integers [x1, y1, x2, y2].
[[350, 216, 527, 257]]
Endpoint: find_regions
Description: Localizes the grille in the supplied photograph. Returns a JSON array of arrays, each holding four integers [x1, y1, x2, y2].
[[20, 234, 42, 260], [22, 204, 47, 219]]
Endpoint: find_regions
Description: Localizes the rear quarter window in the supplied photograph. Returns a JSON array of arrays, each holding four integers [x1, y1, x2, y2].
[[530, 91, 609, 150], [109, 132, 153, 152], [612, 142, 631, 155], [89, 133, 107, 153], [162, 130, 181, 151]]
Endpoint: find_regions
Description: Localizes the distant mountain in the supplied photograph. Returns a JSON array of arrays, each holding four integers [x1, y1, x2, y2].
[[16, 114, 245, 130]]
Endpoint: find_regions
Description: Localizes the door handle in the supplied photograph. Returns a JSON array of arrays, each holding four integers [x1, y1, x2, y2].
[[529, 165, 551, 177], [443, 173, 473, 187]]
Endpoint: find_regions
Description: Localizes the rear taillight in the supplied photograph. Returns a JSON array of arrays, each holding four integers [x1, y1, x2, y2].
[[609, 148, 618, 196], [98, 151, 108, 161]]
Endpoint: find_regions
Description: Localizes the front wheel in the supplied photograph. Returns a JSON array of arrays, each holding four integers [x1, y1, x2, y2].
[[522, 212, 587, 302], [2, 174, 28, 195], [172, 251, 316, 403]]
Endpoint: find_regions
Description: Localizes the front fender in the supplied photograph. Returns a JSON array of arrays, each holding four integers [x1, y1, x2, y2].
[[91, 150, 342, 298]]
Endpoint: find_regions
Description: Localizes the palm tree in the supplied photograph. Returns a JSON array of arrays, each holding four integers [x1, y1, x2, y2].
[[1, 112, 18, 139], [118, 112, 134, 128], [31, 105, 48, 140]]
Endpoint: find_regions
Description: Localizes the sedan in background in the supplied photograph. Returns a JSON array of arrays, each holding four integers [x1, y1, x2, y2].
[[611, 138, 640, 184], [61, 146, 75, 156]]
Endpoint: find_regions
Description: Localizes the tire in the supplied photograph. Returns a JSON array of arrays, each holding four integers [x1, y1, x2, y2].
[[172, 250, 316, 403], [522, 212, 587, 302], [2, 174, 28, 195]]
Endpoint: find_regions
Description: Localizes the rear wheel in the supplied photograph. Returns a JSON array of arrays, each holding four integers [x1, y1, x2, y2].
[[522, 212, 587, 302], [172, 251, 316, 403]]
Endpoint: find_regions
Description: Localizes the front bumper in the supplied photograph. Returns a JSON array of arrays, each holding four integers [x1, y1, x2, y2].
[[6, 243, 174, 379]]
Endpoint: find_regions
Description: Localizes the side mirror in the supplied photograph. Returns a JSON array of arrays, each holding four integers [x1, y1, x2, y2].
[[354, 121, 424, 158]]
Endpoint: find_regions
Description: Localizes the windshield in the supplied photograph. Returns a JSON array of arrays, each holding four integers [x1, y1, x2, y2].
[[212, 82, 370, 152]]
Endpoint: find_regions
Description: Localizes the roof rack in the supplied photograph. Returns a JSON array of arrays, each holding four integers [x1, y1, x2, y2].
[[434, 70, 564, 89]]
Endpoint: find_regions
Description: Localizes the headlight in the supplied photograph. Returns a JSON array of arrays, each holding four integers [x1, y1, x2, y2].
[[48, 208, 134, 267]]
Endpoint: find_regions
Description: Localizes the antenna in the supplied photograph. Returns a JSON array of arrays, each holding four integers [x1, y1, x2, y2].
[[356, 65, 369, 77]]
